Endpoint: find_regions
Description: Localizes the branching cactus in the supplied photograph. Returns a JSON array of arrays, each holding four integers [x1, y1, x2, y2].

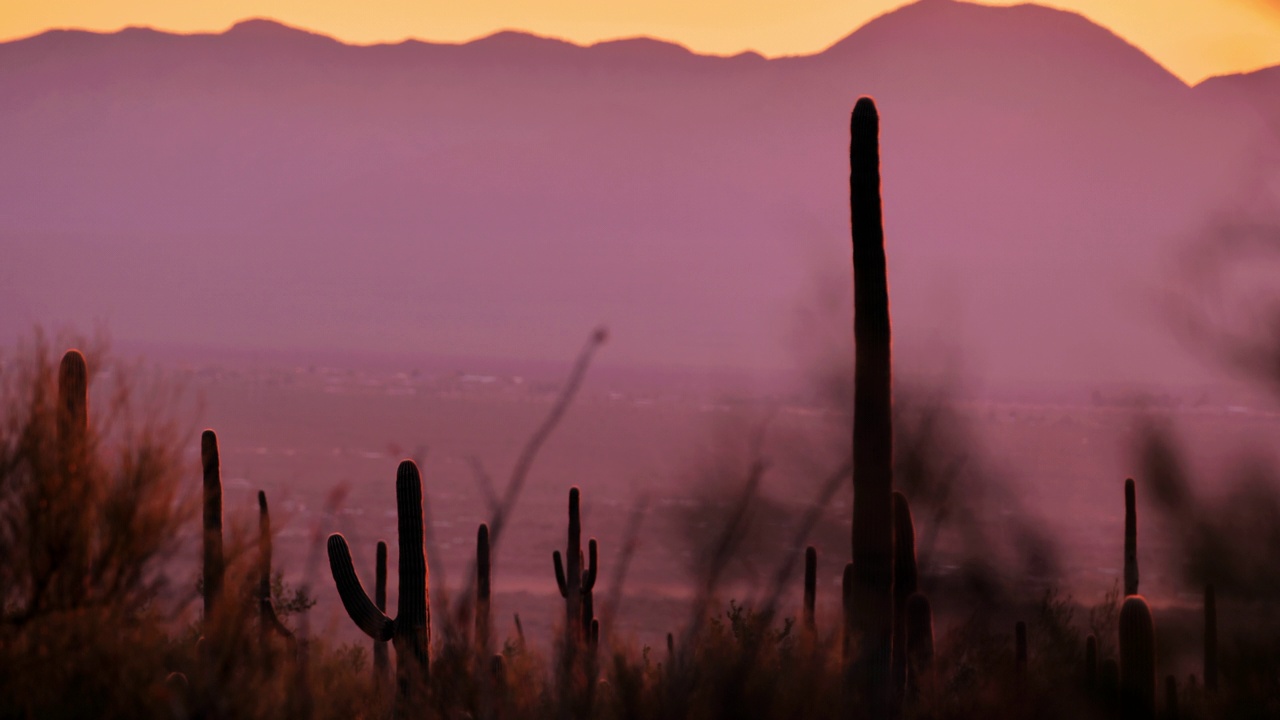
[[803, 546, 817, 635], [1125, 478, 1139, 596], [257, 490, 294, 651], [1120, 595, 1156, 720], [328, 460, 431, 715], [849, 94, 895, 717], [891, 491, 919, 698], [552, 486, 598, 645], [201, 430, 225, 624], [477, 523, 492, 654]]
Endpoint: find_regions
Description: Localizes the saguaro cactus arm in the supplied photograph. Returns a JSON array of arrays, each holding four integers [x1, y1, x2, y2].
[[328, 535, 395, 641], [201, 430, 225, 621], [1125, 478, 1139, 596], [583, 538, 598, 592]]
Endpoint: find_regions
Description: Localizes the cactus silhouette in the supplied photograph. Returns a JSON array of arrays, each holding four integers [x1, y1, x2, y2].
[[803, 546, 817, 634], [477, 523, 492, 654], [849, 94, 895, 719], [1125, 478, 1139, 596], [1203, 584, 1217, 693], [891, 491, 918, 698], [56, 349, 88, 464], [374, 540, 389, 686], [553, 486, 598, 645], [904, 592, 934, 701], [256, 490, 293, 653], [201, 430, 225, 624], [1120, 595, 1156, 720], [328, 460, 431, 716]]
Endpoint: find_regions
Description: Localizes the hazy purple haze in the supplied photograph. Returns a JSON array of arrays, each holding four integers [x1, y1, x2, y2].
[[2, 0, 1278, 391]]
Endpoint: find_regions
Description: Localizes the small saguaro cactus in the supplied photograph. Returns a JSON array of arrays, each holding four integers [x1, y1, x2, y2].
[[328, 460, 431, 715], [257, 490, 293, 651], [56, 349, 89, 463], [803, 546, 817, 634], [477, 523, 492, 654], [1120, 595, 1156, 720], [849, 94, 895, 718], [1203, 584, 1217, 693], [552, 486, 598, 645], [1125, 478, 1139, 596], [201, 430, 225, 623]]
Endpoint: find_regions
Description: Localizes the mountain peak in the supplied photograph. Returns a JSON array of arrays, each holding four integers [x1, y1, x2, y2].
[[222, 17, 338, 45]]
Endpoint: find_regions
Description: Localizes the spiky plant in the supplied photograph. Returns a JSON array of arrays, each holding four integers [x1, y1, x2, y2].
[[849, 94, 895, 718], [328, 460, 431, 717], [1120, 595, 1156, 720]]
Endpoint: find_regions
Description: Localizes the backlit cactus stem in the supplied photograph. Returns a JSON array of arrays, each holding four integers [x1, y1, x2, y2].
[[201, 430, 225, 624], [375, 540, 389, 686], [1125, 478, 1139, 596], [328, 460, 431, 716], [257, 490, 294, 651], [850, 94, 895, 718], [477, 524, 492, 655]]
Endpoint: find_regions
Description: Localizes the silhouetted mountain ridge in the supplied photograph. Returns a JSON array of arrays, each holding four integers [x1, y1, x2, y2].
[[1, 0, 1275, 389]]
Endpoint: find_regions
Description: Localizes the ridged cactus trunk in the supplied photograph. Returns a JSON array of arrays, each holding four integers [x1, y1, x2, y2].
[[1125, 478, 1139, 596], [201, 430, 225, 624], [328, 460, 431, 716], [1120, 596, 1156, 720], [477, 523, 492, 655], [891, 492, 918, 700], [850, 94, 895, 719], [553, 487, 598, 646], [803, 546, 817, 635]]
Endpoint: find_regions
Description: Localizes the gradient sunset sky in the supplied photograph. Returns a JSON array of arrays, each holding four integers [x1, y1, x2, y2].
[[4, 0, 1279, 84]]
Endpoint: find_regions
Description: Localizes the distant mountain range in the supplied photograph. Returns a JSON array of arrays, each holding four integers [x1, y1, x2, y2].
[[2, 0, 1277, 390]]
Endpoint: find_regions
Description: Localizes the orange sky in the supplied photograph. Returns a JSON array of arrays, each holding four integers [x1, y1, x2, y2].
[[3, 0, 1279, 84]]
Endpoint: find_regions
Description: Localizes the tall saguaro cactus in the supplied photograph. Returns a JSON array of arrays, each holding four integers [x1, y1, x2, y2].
[[201, 430, 225, 623], [553, 486, 598, 645], [328, 460, 431, 715], [1125, 478, 1139, 596], [850, 94, 895, 717]]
